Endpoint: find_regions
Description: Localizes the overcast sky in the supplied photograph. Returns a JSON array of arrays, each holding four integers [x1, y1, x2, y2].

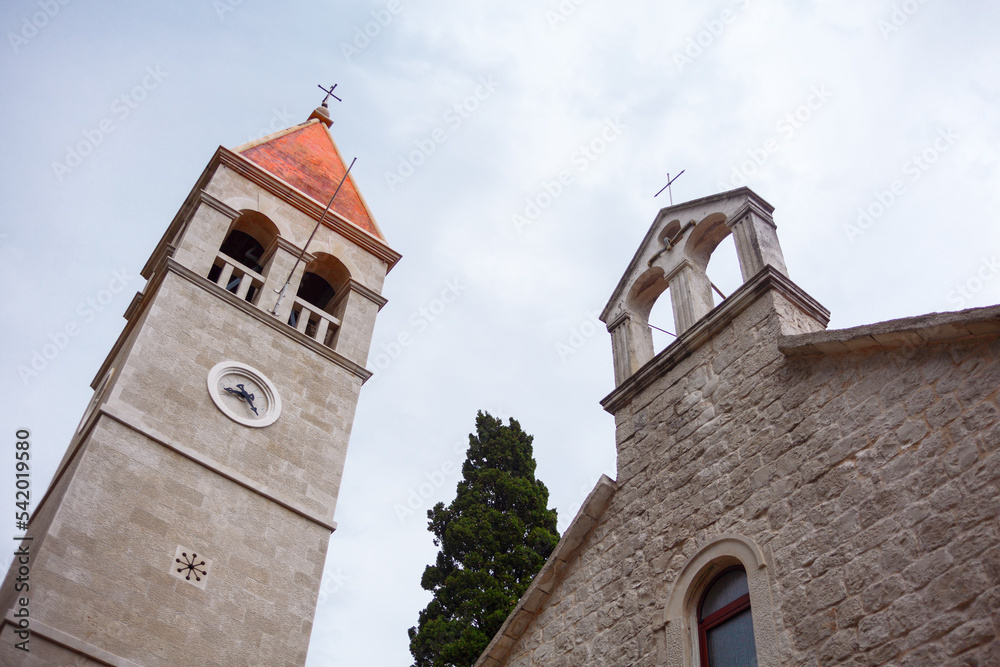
[[2, 1, 999, 665]]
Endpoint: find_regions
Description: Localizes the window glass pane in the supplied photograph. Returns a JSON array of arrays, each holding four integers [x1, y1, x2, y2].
[[701, 569, 749, 619], [706, 607, 758, 667]]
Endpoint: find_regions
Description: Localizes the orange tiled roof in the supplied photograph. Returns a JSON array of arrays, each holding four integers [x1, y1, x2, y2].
[[238, 121, 380, 239]]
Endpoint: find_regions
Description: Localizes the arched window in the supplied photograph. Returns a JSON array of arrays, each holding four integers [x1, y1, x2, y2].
[[286, 253, 351, 347], [296, 271, 336, 312], [207, 211, 279, 305], [663, 535, 775, 667], [219, 230, 266, 273], [697, 567, 758, 667], [288, 271, 337, 332]]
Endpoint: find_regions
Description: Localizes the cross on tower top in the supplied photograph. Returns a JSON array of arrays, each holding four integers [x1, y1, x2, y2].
[[309, 84, 342, 127], [318, 83, 342, 107], [654, 169, 686, 205]]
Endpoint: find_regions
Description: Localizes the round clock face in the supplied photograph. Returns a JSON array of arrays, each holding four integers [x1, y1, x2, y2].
[[207, 361, 282, 428]]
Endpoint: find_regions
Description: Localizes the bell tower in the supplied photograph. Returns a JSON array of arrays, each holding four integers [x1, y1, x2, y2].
[[0, 101, 400, 665], [600, 188, 797, 386]]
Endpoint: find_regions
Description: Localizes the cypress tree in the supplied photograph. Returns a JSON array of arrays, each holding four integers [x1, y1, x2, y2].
[[408, 411, 560, 667]]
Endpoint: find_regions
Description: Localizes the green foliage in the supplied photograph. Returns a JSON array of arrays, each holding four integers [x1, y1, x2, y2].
[[408, 411, 560, 667]]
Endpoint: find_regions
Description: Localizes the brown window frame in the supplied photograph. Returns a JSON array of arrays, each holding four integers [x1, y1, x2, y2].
[[697, 566, 753, 667]]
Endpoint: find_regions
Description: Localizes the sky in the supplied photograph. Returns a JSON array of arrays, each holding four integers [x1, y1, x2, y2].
[[1, 0, 999, 665]]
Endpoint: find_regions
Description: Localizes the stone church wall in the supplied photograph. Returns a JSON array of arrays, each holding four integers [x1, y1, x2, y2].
[[500, 290, 1000, 666]]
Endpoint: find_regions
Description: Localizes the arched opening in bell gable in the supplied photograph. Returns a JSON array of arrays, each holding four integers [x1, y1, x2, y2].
[[648, 287, 677, 354], [627, 266, 675, 358], [687, 213, 741, 308]]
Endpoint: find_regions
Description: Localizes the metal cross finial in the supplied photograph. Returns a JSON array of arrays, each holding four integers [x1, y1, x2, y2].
[[654, 169, 686, 205], [318, 83, 342, 107]]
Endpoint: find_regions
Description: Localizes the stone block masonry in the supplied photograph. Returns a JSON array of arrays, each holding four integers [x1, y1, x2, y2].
[[486, 283, 1000, 666]]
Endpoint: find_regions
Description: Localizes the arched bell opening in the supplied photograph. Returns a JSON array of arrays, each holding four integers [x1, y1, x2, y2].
[[617, 267, 671, 370], [648, 287, 678, 354], [687, 213, 740, 309], [658, 219, 683, 249], [705, 236, 741, 308], [287, 253, 351, 348], [207, 211, 280, 305], [296, 272, 337, 312], [219, 230, 266, 274]]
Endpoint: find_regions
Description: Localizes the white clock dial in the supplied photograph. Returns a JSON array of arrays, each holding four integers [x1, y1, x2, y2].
[[207, 362, 282, 428]]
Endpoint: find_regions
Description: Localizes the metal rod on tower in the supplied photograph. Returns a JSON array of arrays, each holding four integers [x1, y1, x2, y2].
[[270, 157, 357, 315], [649, 323, 677, 338], [710, 281, 727, 301]]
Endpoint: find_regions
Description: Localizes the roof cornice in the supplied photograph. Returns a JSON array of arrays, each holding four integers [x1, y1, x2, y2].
[[474, 475, 617, 667], [779, 303, 1000, 357]]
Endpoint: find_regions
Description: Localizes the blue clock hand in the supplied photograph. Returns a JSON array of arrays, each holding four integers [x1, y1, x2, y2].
[[234, 383, 260, 416]]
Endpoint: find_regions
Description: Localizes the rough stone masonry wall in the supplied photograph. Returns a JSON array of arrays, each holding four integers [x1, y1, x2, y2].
[[500, 291, 1000, 667]]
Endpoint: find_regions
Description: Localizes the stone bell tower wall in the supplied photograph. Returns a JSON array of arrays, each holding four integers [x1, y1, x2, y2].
[[107, 269, 367, 522], [1, 416, 330, 666], [0, 118, 400, 665]]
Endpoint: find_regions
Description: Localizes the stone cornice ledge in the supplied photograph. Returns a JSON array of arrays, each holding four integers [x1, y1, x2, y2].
[[166, 260, 373, 380], [601, 266, 830, 415], [345, 278, 389, 310], [779, 303, 1000, 358], [199, 189, 241, 219], [96, 258, 373, 391], [474, 475, 617, 667], [2, 611, 139, 666]]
